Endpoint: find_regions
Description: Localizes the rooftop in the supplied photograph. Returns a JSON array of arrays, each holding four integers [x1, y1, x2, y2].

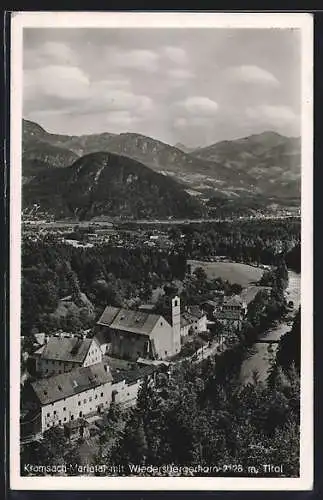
[[34, 336, 96, 364], [31, 362, 112, 405], [97, 306, 167, 336]]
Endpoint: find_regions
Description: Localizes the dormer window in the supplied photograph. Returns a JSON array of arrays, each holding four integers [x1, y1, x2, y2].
[[58, 385, 62, 391]]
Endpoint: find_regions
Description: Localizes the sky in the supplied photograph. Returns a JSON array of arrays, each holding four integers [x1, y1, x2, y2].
[[23, 27, 301, 147]]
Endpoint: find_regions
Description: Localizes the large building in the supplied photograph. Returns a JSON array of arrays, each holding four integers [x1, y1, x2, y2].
[[21, 361, 113, 437], [32, 336, 102, 378], [97, 296, 182, 361]]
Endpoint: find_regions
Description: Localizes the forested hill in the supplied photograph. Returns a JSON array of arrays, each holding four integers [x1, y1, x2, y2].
[[23, 151, 205, 220]]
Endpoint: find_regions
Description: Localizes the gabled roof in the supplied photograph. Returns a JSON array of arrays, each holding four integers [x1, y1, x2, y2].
[[111, 309, 164, 336], [97, 306, 168, 336], [34, 336, 95, 364], [31, 362, 112, 405], [97, 306, 121, 327], [182, 306, 206, 324]]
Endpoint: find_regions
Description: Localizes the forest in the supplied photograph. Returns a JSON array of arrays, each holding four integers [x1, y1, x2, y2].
[[21, 218, 300, 337], [20, 216, 301, 477], [21, 307, 301, 477]]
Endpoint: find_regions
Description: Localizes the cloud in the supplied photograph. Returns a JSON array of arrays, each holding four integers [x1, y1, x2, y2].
[[166, 68, 194, 88], [24, 42, 77, 68], [24, 65, 90, 101], [108, 49, 160, 72], [224, 65, 279, 86], [161, 46, 189, 65], [176, 96, 219, 117], [245, 104, 298, 126], [105, 111, 141, 126], [98, 90, 153, 114]]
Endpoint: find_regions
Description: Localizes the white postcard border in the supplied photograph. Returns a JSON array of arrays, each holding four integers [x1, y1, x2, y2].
[[9, 11, 313, 491]]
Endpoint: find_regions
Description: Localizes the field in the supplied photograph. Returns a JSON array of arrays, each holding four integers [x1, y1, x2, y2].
[[188, 260, 263, 288]]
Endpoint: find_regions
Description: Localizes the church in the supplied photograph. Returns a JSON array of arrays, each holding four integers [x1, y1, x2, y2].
[[97, 296, 182, 360]]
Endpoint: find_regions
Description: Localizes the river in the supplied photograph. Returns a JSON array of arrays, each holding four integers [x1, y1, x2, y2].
[[239, 270, 301, 385]]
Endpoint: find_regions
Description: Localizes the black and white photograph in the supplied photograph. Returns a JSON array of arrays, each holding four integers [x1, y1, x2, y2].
[[10, 12, 313, 491]]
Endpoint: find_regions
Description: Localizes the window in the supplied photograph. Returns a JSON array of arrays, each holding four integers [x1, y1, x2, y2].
[[71, 415, 74, 421], [64, 417, 67, 422], [59, 420, 61, 425], [89, 397, 92, 402], [94, 395, 97, 399], [47, 413, 50, 417], [45, 369, 48, 373], [53, 411, 56, 415], [100, 392, 103, 397], [79, 411, 83, 417], [83, 399, 87, 404], [174, 300, 178, 307], [78, 401, 81, 406], [63, 407, 66, 411], [47, 424, 50, 428], [165, 350, 168, 356]]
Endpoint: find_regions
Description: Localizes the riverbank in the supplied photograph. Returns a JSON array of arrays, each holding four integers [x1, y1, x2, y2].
[[239, 270, 300, 384]]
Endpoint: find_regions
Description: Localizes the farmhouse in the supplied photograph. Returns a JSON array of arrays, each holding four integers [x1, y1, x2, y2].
[[97, 296, 182, 361], [32, 336, 102, 378], [21, 361, 113, 437]]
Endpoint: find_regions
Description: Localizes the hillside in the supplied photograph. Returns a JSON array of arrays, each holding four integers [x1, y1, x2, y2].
[[174, 142, 197, 153], [22, 120, 301, 204], [22, 120, 256, 198], [23, 151, 205, 220], [191, 131, 301, 199]]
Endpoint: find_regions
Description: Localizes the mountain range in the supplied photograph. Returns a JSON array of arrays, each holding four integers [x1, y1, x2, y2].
[[22, 119, 301, 219], [23, 151, 205, 220]]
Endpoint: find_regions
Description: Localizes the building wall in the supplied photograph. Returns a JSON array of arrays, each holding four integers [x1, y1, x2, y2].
[[40, 381, 112, 433], [35, 339, 102, 377], [151, 318, 178, 358], [36, 358, 80, 378], [112, 379, 141, 408], [190, 315, 208, 334], [110, 331, 152, 360], [171, 296, 181, 354], [83, 339, 102, 366], [180, 324, 190, 337]]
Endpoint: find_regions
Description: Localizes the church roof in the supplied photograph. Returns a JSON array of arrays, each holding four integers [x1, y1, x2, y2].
[[97, 306, 169, 336]]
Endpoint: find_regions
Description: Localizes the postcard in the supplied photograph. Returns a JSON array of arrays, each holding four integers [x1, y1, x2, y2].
[[9, 11, 313, 491]]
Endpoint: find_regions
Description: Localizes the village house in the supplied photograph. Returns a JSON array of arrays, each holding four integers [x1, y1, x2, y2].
[[213, 286, 272, 333], [32, 335, 102, 378], [97, 296, 182, 361], [180, 306, 208, 337], [21, 361, 113, 438]]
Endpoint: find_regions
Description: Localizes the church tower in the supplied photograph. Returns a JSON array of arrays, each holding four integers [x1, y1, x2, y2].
[[171, 296, 181, 354]]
